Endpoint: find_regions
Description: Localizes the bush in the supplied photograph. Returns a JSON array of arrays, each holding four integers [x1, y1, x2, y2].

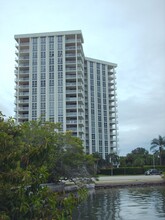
[[100, 165, 165, 175]]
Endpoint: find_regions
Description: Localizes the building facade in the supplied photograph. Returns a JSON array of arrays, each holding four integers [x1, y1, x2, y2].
[[14, 30, 118, 158]]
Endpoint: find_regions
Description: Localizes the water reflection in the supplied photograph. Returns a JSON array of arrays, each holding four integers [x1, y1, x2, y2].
[[72, 186, 165, 220]]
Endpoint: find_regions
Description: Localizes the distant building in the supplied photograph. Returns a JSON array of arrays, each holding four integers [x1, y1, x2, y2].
[[14, 30, 118, 158]]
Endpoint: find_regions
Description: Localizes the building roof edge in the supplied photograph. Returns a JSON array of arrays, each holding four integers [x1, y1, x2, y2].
[[85, 57, 117, 67]]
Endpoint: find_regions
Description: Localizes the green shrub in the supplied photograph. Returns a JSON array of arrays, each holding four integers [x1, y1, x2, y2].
[[100, 166, 165, 175]]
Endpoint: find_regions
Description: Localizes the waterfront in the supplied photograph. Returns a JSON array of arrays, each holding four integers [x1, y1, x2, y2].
[[72, 185, 165, 220]]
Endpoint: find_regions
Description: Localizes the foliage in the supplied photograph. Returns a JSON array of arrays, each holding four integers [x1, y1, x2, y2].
[[122, 147, 150, 167], [48, 131, 95, 183], [100, 166, 165, 176], [106, 152, 120, 167], [150, 135, 165, 165], [0, 112, 92, 219]]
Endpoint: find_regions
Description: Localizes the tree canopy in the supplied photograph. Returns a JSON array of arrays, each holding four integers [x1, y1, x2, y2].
[[0, 112, 94, 219], [150, 135, 165, 165]]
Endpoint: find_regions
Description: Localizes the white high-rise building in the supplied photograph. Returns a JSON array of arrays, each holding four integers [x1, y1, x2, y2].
[[14, 30, 118, 158]]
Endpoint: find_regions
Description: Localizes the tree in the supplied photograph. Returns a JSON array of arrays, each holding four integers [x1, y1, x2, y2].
[[106, 152, 120, 175], [0, 114, 92, 219], [92, 152, 107, 173], [150, 135, 165, 166], [124, 147, 150, 167], [49, 131, 95, 184]]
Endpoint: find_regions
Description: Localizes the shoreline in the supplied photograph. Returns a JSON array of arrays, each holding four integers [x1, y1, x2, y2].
[[47, 175, 165, 192], [94, 175, 165, 189]]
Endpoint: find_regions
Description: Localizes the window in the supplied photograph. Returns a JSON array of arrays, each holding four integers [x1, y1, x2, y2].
[[58, 58, 63, 64], [41, 103, 45, 109], [49, 51, 54, 57], [49, 94, 54, 101], [58, 51, 62, 57], [32, 38, 37, 43], [41, 66, 46, 72], [49, 36, 54, 43], [41, 52, 46, 58], [41, 87, 45, 94], [49, 66, 54, 71], [32, 59, 37, 65], [33, 45, 37, 51], [32, 74, 37, 80], [41, 37, 46, 43], [49, 80, 54, 86], [49, 43, 54, 50], [33, 52, 37, 58], [32, 95, 37, 102], [49, 72, 54, 79], [58, 65, 63, 71], [32, 110, 37, 117], [32, 103, 37, 109], [41, 80, 45, 87], [41, 73, 45, 79], [32, 81, 37, 87], [41, 44, 46, 51], [41, 95, 45, 102], [49, 58, 54, 65], [58, 35, 62, 42], [49, 87, 54, 93], [58, 44, 62, 50], [32, 88, 37, 94], [32, 66, 37, 72], [41, 59, 46, 65]]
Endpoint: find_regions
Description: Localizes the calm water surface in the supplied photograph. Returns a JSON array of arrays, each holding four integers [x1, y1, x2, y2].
[[72, 186, 165, 220]]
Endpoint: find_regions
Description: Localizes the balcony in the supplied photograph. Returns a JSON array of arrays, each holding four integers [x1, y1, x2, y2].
[[66, 60, 76, 65], [18, 85, 29, 90], [65, 38, 75, 44], [109, 119, 116, 124], [66, 112, 77, 117], [66, 120, 77, 125], [18, 114, 29, 118], [18, 107, 29, 112], [65, 46, 76, 51], [19, 92, 29, 97], [66, 105, 77, 109], [109, 102, 116, 107], [20, 42, 29, 47], [66, 90, 76, 95], [110, 131, 117, 136], [109, 91, 117, 96], [14, 70, 18, 75], [18, 99, 29, 104], [18, 77, 29, 82], [65, 53, 76, 58], [19, 63, 29, 68], [19, 55, 29, 61], [20, 49, 29, 54], [66, 97, 77, 102], [66, 67, 76, 72], [66, 74, 76, 79]]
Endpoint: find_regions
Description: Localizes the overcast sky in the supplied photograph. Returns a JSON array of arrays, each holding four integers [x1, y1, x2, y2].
[[0, 0, 165, 155]]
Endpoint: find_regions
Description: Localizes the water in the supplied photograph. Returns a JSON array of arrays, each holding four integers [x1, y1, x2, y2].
[[72, 186, 165, 220]]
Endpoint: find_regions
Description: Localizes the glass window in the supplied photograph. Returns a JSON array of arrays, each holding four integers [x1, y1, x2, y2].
[[32, 81, 37, 87], [41, 80, 45, 87], [32, 38, 37, 43], [49, 51, 54, 57], [41, 37, 46, 43], [49, 36, 54, 43]]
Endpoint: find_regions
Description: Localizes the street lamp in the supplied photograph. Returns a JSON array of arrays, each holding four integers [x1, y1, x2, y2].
[[153, 153, 155, 169]]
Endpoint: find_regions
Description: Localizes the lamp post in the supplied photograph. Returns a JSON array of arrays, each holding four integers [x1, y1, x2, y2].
[[153, 153, 155, 169]]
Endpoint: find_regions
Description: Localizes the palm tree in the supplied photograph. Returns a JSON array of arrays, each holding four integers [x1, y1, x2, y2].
[[150, 135, 165, 166]]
